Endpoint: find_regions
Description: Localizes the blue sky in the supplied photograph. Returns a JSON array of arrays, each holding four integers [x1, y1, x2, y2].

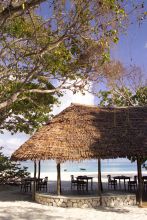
[[111, 11, 147, 73], [0, 2, 147, 156]]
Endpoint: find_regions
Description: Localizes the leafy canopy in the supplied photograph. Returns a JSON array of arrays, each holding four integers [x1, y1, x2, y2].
[[98, 86, 147, 107], [0, 0, 146, 134]]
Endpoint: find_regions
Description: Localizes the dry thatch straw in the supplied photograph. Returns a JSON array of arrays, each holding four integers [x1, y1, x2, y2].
[[11, 103, 147, 162]]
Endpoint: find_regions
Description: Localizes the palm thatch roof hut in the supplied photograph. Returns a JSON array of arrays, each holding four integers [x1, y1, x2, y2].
[[11, 103, 147, 205], [12, 103, 147, 161]]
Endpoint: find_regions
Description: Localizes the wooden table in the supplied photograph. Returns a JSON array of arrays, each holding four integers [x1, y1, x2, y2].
[[134, 175, 147, 182], [76, 176, 93, 191], [142, 176, 147, 181], [23, 178, 43, 191], [113, 175, 130, 190]]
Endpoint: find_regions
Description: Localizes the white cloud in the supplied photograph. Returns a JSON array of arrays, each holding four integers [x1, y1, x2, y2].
[[53, 84, 95, 115], [145, 42, 147, 48], [6, 137, 23, 146], [0, 132, 30, 156]]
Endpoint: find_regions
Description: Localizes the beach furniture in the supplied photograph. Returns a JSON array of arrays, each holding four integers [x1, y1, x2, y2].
[[20, 179, 32, 192], [76, 176, 93, 191], [76, 176, 88, 191], [113, 175, 130, 190], [77, 180, 87, 191], [128, 176, 137, 191], [143, 181, 147, 191], [71, 175, 78, 190], [76, 176, 87, 191], [107, 175, 117, 190], [131, 175, 147, 192], [142, 176, 147, 191], [20, 177, 45, 192], [71, 175, 88, 191], [37, 177, 48, 192]]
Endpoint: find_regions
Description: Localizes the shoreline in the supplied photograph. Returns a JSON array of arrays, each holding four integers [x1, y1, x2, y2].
[[30, 171, 147, 181]]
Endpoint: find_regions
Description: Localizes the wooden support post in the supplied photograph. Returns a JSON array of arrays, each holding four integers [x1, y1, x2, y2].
[[57, 162, 61, 196], [38, 160, 41, 179], [98, 158, 102, 196], [32, 160, 37, 201], [137, 157, 143, 207]]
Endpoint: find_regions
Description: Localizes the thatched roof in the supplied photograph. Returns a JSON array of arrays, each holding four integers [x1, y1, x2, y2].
[[11, 103, 147, 161]]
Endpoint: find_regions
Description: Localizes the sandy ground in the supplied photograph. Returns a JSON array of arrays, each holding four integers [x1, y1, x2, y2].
[[0, 172, 147, 220], [0, 185, 147, 220], [0, 189, 147, 220]]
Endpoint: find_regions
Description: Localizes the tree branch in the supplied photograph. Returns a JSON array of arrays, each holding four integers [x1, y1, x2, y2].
[[0, 0, 46, 22], [0, 92, 20, 110]]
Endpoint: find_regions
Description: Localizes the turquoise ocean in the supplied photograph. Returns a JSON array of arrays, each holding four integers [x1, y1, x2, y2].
[[20, 158, 147, 175]]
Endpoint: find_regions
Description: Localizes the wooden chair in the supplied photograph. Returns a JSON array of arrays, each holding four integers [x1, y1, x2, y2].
[[143, 181, 147, 191], [77, 180, 87, 191], [20, 180, 31, 192], [71, 175, 78, 190], [128, 176, 137, 191], [38, 177, 48, 192], [107, 175, 117, 190]]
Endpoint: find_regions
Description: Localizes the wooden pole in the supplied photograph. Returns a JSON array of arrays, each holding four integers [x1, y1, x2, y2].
[[100, 159, 103, 192], [32, 160, 37, 201], [57, 162, 61, 195], [98, 158, 102, 196], [38, 160, 41, 179], [137, 157, 143, 207]]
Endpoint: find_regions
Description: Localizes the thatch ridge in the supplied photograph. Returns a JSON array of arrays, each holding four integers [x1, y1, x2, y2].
[[71, 102, 147, 109], [11, 104, 147, 161]]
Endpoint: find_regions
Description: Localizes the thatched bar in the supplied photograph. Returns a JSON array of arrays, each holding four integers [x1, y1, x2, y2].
[[11, 104, 147, 206], [11, 104, 147, 161]]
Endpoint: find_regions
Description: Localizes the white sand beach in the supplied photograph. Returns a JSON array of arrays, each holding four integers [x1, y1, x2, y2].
[[0, 187, 147, 220], [0, 172, 147, 220]]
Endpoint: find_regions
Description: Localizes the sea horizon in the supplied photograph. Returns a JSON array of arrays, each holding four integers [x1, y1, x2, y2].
[[20, 158, 147, 176]]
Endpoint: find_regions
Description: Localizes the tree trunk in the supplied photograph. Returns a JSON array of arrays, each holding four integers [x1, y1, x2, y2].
[[38, 160, 41, 179], [32, 160, 37, 201], [137, 157, 143, 207], [57, 162, 61, 195]]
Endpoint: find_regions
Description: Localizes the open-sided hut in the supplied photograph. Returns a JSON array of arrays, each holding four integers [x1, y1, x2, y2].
[[11, 103, 147, 205]]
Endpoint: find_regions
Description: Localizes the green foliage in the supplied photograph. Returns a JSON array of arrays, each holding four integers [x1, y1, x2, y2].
[[0, 80, 58, 134], [98, 86, 147, 107], [4, 15, 49, 43], [0, 0, 146, 134], [0, 147, 30, 184]]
